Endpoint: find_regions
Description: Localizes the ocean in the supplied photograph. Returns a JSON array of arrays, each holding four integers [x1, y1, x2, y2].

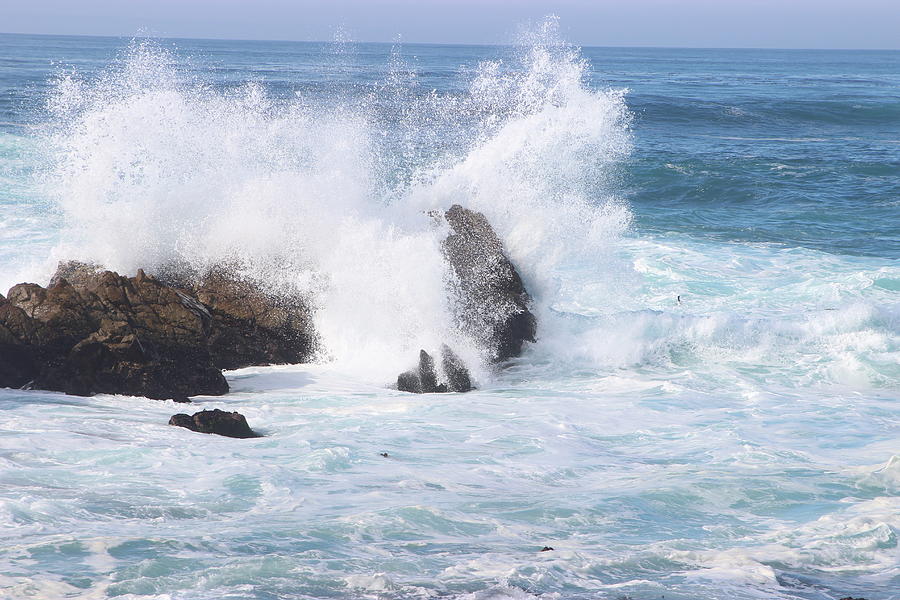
[[0, 24, 898, 600]]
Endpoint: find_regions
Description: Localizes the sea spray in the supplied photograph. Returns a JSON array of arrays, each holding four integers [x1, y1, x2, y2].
[[38, 23, 636, 382], [34, 26, 897, 390]]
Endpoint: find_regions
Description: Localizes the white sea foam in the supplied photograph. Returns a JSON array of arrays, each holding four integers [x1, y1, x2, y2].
[[15, 24, 897, 393], [34, 24, 634, 383]]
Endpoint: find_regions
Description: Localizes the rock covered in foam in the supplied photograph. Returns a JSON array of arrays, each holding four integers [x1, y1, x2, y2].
[[397, 346, 473, 394], [395, 205, 535, 392], [48, 260, 105, 288], [169, 408, 258, 438], [398, 349, 444, 393], [440, 344, 472, 393], [442, 204, 536, 362]]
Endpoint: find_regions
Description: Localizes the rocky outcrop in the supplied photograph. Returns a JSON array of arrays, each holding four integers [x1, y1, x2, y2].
[[0, 263, 315, 401], [169, 409, 258, 438], [187, 270, 315, 369], [440, 344, 472, 393], [2, 269, 227, 400], [398, 349, 442, 393], [397, 346, 473, 394], [48, 260, 104, 288], [443, 204, 536, 362], [0, 294, 37, 388], [396, 205, 536, 393]]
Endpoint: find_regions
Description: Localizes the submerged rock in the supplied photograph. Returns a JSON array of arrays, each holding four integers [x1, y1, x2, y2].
[[168, 409, 258, 438], [442, 204, 536, 362]]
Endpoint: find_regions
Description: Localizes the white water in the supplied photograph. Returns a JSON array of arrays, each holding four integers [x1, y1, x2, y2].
[[27, 24, 631, 384], [0, 20, 898, 600]]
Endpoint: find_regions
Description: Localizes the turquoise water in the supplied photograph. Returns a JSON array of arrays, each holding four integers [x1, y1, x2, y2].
[[0, 29, 898, 600]]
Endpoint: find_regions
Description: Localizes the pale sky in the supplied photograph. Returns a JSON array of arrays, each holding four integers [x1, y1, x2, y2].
[[2, 0, 899, 49]]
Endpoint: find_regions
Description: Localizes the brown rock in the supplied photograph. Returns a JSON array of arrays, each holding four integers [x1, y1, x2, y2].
[[2, 262, 317, 400], [49, 260, 105, 288], [191, 269, 316, 369], [2, 269, 226, 400], [0, 294, 37, 389]]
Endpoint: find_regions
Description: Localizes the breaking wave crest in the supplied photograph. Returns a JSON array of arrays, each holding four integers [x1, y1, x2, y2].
[[38, 19, 633, 381], [27, 20, 897, 390]]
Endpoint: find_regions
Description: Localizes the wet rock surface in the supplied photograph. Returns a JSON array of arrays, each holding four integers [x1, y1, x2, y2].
[[169, 409, 258, 438], [0, 294, 37, 389], [397, 346, 473, 394], [0, 262, 315, 400], [440, 344, 473, 393], [443, 204, 536, 362], [396, 205, 535, 392], [398, 349, 445, 393], [187, 269, 315, 370]]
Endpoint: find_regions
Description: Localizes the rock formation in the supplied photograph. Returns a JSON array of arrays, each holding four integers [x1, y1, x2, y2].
[[397, 346, 473, 394], [396, 205, 536, 393], [186, 269, 315, 369], [443, 204, 536, 362], [169, 409, 258, 438], [398, 349, 444, 393], [0, 263, 315, 401], [1, 204, 526, 401], [440, 343, 473, 393]]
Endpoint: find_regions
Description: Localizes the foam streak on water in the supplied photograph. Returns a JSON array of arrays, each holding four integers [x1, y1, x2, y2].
[[0, 23, 898, 600]]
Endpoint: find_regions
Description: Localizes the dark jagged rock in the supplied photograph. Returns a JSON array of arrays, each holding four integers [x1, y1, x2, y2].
[[393, 205, 535, 392], [397, 369, 424, 393], [1, 269, 228, 400], [440, 344, 472, 392], [397, 349, 448, 393], [397, 347, 473, 394], [418, 349, 440, 391], [0, 263, 316, 401], [189, 269, 316, 370], [0, 294, 37, 388], [442, 204, 536, 363], [168, 409, 258, 438]]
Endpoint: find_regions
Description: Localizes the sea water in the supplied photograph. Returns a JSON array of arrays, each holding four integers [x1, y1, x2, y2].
[[0, 21, 898, 600]]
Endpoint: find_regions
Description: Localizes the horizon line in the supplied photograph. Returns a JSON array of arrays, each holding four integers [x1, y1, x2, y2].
[[1, 30, 898, 53]]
